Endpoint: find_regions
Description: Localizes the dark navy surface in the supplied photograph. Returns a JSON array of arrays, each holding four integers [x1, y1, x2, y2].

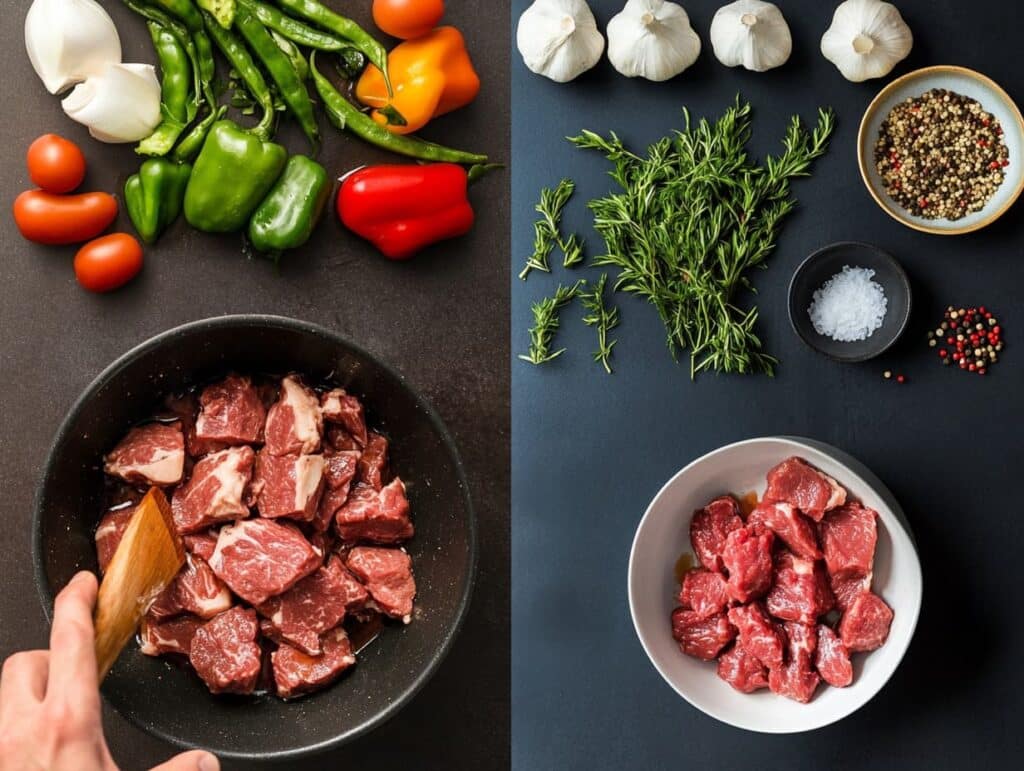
[[512, 1, 1022, 769]]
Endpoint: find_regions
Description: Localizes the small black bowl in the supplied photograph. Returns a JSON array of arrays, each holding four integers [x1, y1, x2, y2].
[[32, 315, 476, 761], [788, 242, 912, 362]]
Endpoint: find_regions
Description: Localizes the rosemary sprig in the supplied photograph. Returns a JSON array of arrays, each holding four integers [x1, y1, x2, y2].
[[570, 98, 834, 378], [580, 273, 620, 373], [561, 233, 585, 268], [520, 179, 576, 280], [519, 279, 587, 365]]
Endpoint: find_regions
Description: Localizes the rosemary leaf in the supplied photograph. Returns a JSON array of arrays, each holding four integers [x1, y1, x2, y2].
[[519, 179, 576, 280], [560, 233, 585, 268], [519, 279, 587, 365], [580, 273, 620, 374]]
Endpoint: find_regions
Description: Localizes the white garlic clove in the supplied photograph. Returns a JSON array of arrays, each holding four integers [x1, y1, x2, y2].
[[821, 0, 913, 82], [607, 0, 701, 81], [62, 63, 162, 143], [517, 0, 605, 84], [25, 0, 122, 94], [710, 0, 792, 73]]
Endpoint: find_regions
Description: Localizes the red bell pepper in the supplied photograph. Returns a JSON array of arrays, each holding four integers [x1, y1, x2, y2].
[[337, 163, 475, 260]]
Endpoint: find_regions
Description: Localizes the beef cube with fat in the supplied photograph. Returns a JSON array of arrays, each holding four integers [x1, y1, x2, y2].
[[140, 614, 203, 657], [264, 376, 323, 456], [104, 422, 185, 487], [256, 556, 351, 655], [252, 450, 325, 523], [325, 425, 363, 453], [679, 568, 729, 619], [816, 624, 853, 687], [839, 591, 893, 652], [768, 622, 821, 704], [765, 550, 834, 624], [194, 375, 266, 447], [320, 389, 368, 448], [272, 627, 356, 699], [690, 495, 744, 572], [95, 504, 136, 573], [171, 446, 255, 534], [357, 432, 390, 490], [189, 607, 262, 695], [830, 571, 873, 612], [717, 642, 769, 693], [819, 502, 878, 579], [670, 608, 736, 661], [209, 519, 321, 606], [346, 547, 416, 622], [148, 554, 233, 621], [747, 501, 821, 560], [314, 451, 360, 532], [764, 457, 846, 521], [727, 603, 784, 669], [183, 530, 219, 563], [335, 479, 414, 545], [722, 526, 774, 603]]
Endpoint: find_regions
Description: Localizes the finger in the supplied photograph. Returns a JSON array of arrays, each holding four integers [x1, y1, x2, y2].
[[149, 750, 220, 771], [47, 571, 100, 704], [0, 650, 49, 717]]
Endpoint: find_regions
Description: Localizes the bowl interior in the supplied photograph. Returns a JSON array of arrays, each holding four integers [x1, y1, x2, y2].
[[788, 242, 911, 362], [859, 66, 1024, 234], [628, 437, 921, 734], [33, 316, 475, 759]]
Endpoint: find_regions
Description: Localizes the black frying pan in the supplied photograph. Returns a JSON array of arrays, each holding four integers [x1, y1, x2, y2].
[[32, 315, 477, 760]]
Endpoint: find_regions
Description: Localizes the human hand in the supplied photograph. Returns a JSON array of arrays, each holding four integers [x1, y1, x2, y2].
[[0, 571, 219, 771]]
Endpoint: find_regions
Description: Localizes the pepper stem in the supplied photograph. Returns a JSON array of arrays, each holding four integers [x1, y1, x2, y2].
[[852, 34, 875, 54]]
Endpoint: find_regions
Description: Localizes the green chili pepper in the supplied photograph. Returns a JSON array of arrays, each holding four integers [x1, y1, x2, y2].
[[272, 0, 391, 93], [125, 158, 193, 243], [149, 0, 216, 85], [172, 105, 227, 163], [196, 0, 235, 28], [235, 7, 319, 151], [310, 53, 488, 166], [137, 22, 195, 157], [269, 29, 309, 81], [201, 11, 275, 140], [237, 0, 346, 50], [122, 1, 204, 107], [183, 120, 287, 233], [248, 155, 330, 255]]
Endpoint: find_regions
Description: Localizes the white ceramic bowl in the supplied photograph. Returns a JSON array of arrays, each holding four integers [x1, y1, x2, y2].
[[628, 437, 922, 733], [858, 65, 1024, 235]]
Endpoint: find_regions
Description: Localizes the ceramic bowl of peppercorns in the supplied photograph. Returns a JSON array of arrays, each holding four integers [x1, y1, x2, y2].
[[858, 66, 1024, 235]]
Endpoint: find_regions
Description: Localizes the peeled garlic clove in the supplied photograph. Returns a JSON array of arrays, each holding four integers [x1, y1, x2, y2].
[[25, 0, 122, 94], [821, 0, 912, 82], [607, 0, 701, 82], [710, 0, 791, 72], [517, 0, 605, 83], [62, 63, 162, 143]]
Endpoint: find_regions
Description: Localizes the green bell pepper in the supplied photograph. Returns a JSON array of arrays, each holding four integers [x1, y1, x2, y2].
[[125, 158, 193, 243], [183, 120, 287, 233], [248, 155, 330, 255]]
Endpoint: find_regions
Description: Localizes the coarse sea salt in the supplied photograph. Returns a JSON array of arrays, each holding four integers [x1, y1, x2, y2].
[[808, 265, 887, 342]]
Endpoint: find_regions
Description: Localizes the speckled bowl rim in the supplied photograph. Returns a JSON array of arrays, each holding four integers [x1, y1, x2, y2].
[[857, 65, 1024, 235], [30, 314, 478, 761]]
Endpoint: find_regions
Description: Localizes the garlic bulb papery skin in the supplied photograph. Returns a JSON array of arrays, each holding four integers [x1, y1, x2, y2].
[[25, 0, 122, 94], [710, 0, 791, 72], [821, 0, 912, 82], [607, 0, 701, 81], [517, 0, 605, 83], [62, 63, 162, 143]]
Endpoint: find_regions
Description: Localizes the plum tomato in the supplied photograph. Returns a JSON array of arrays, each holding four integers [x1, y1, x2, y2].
[[74, 233, 143, 293], [13, 190, 117, 245], [372, 0, 444, 39], [26, 134, 87, 194]]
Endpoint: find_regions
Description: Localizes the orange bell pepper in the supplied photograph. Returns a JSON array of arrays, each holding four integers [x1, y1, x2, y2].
[[355, 26, 480, 135]]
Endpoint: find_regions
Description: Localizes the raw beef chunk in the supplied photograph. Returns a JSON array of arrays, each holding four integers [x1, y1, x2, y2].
[[679, 569, 729, 619], [357, 432, 390, 490], [320, 389, 368, 448], [830, 571, 873, 612], [194, 375, 266, 447], [325, 425, 363, 452], [765, 551, 834, 624], [189, 607, 262, 695], [671, 608, 736, 661], [838, 591, 893, 652], [690, 495, 744, 572], [209, 519, 321, 605], [272, 627, 356, 699], [171, 446, 255, 534], [335, 479, 414, 545], [747, 501, 821, 560], [315, 451, 360, 532], [252, 450, 325, 523], [727, 603, 784, 669], [768, 622, 821, 703], [95, 504, 136, 573], [336, 562, 371, 614], [722, 526, 774, 603], [764, 457, 846, 521], [183, 530, 219, 563], [717, 643, 769, 693], [346, 547, 416, 622], [819, 502, 878, 579], [104, 423, 185, 487], [257, 556, 351, 655], [816, 624, 853, 687], [264, 376, 323, 456], [140, 614, 202, 657], [148, 554, 233, 620]]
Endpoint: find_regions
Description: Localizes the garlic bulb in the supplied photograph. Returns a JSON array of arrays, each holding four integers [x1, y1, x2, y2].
[[517, 0, 605, 83], [821, 0, 912, 82], [62, 63, 162, 143], [607, 0, 701, 81], [710, 0, 791, 72], [25, 0, 122, 94]]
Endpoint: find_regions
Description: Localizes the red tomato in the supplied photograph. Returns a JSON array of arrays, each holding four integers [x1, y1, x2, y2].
[[26, 134, 86, 194], [12, 190, 117, 245], [74, 234, 143, 293], [372, 0, 444, 39]]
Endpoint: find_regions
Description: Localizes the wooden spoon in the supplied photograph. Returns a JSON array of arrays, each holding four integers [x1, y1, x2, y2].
[[93, 487, 184, 680]]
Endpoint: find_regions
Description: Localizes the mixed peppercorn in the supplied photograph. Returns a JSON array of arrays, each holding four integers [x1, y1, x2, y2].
[[928, 306, 1003, 375], [875, 89, 1009, 220]]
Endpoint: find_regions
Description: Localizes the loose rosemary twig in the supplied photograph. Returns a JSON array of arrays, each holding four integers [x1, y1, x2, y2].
[[518, 280, 587, 365], [580, 274, 619, 373], [520, 179, 579, 279]]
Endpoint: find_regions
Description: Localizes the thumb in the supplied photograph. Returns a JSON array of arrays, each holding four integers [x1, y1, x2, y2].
[[149, 750, 220, 771]]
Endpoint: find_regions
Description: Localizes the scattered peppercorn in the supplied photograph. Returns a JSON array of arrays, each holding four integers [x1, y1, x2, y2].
[[896, 374, 906, 384], [930, 305, 1004, 376]]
